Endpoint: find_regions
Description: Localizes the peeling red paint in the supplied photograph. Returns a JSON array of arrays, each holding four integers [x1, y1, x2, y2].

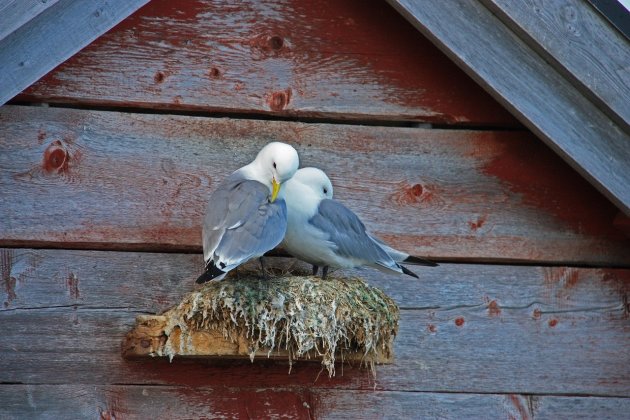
[[480, 137, 624, 238], [20, 0, 516, 125], [548, 319, 558, 328], [428, 324, 437, 333], [454, 317, 465, 327], [67, 272, 80, 300], [601, 269, 630, 319], [1, 249, 17, 307], [544, 267, 581, 292], [508, 394, 531, 420], [469, 216, 486, 231], [154, 71, 167, 84], [208, 67, 221, 78], [487, 300, 501, 317], [532, 308, 542, 320]]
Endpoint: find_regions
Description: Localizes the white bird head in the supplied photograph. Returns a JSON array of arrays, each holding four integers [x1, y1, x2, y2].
[[287, 167, 334, 200], [253, 142, 299, 202]]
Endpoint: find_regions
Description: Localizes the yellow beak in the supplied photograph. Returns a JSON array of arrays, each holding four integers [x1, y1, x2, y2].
[[271, 178, 281, 203]]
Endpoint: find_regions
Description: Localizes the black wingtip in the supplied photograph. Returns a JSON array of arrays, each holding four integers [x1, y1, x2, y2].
[[401, 265, 420, 279], [404, 255, 439, 267], [196, 262, 225, 284]]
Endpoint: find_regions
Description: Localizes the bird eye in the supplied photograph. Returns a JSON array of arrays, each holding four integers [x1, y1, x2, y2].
[[273, 162, 277, 169], [323, 188, 328, 194]]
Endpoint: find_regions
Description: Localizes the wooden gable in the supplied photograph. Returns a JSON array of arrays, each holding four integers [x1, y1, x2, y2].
[[1, 1, 629, 418]]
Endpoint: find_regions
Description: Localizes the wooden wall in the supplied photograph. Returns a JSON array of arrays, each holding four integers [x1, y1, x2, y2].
[[1, 0, 629, 418]]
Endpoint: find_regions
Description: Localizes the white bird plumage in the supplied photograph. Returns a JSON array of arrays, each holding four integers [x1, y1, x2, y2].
[[279, 167, 437, 278], [196, 142, 299, 283]]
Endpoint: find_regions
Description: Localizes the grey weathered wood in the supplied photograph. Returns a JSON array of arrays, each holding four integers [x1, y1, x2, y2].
[[481, 0, 630, 132], [0, 0, 150, 106], [0, 385, 313, 419], [312, 390, 630, 419], [1, 249, 627, 313], [387, 0, 630, 215], [2, 385, 629, 420], [1, 105, 628, 265], [0, 0, 62, 42], [15, 0, 517, 126], [1, 249, 628, 395]]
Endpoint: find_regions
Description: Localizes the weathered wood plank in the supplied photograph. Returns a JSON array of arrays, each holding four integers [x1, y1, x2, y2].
[[0, 0, 150, 106], [481, 0, 630, 132], [387, 0, 630, 215], [1, 306, 628, 395], [0, 385, 313, 419], [15, 0, 517, 126], [2, 385, 629, 420], [312, 390, 630, 419], [0, 0, 62, 42], [1, 106, 628, 265], [1, 249, 628, 395], [1, 249, 627, 314]]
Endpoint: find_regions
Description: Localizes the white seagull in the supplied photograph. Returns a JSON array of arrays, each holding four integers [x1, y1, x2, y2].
[[279, 167, 437, 279], [196, 142, 299, 283]]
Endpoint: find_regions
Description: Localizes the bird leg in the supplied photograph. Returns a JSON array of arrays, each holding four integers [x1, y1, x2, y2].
[[312, 265, 319, 276], [322, 266, 329, 279], [259, 257, 269, 280]]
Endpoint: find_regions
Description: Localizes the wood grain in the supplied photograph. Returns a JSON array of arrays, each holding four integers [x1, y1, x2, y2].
[[15, 0, 517, 126], [1, 105, 628, 265], [2, 385, 629, 419], [0, 0, 62, 42], [481, 0, 630, 132], [312, 390, 630, 419], [0, 0, 150, 106], [1, 249, 628, 396], [387, 0, 630, 215]]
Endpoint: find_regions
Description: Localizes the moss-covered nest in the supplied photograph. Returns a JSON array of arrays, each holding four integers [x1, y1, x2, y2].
[[124, 274, 399, 377]]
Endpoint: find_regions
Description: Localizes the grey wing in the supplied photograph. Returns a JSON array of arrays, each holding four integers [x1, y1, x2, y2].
[[203, 179, 287, 270], [309, 199, 401, 272]]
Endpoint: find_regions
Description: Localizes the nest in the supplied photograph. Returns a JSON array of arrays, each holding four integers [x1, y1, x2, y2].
[[123, 274, 399, 377]]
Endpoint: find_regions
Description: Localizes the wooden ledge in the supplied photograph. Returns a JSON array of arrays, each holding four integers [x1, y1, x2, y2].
[[121, 275, 399, 376]]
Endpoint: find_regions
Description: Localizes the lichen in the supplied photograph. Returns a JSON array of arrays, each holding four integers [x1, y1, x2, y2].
[[159, 274, 399, 377]]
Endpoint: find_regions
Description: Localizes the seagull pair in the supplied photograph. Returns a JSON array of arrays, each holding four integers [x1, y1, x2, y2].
[[196, 142, 436, 283]]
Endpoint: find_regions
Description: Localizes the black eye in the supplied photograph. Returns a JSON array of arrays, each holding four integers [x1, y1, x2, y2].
[[273, 162, 277, 169], [323, 188, 328, 194]]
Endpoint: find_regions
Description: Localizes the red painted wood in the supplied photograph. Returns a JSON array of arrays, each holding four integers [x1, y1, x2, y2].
[[1, 249, 629, 396], [16, 0, 517, 126], [1, 106, 628, 265]]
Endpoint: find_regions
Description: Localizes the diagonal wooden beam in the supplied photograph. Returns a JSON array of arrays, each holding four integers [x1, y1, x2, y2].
[[0, 0, 149, 106], [387, 0, 630, 215]]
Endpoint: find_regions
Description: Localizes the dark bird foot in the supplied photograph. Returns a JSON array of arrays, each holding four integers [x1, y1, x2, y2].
[[312, 265, 319, 276], [322, 266, 329, 279]]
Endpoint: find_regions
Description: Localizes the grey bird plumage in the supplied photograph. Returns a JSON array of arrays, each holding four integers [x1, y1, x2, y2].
[[197, 142, 299, 283], [279, 167, 437, 279]]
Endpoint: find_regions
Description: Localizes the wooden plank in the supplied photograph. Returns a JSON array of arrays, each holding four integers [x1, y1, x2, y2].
[[14, 0, 517, 126], [386, 0, 630, 215], [0, 0, 62, 42], [1, 249, 629, 396], [481, 0, 630, 132], [1, 106, 628, 265], [0, 0, 150, 106], [0, 385, 313, 419], [312, 390, 630, 419], [2, 386, 629, 419], [1, 249, 627, 314]]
